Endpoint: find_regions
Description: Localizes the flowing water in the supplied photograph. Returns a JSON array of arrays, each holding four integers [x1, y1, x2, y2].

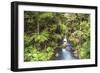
[[52, 42, 76, 60], [61, 48, 74, 60]]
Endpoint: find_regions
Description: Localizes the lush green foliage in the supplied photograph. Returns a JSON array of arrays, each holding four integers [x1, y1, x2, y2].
[[24, 11, 90, 61]]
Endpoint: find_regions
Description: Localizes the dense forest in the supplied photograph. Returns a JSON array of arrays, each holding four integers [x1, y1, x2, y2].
[[24, 11, 90, 61]]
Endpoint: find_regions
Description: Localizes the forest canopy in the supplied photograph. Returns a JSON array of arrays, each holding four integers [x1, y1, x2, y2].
[[24, 11, 90, 61]]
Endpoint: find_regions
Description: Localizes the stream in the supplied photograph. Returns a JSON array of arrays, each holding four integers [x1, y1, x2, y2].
[[52, 42, 76, 60]]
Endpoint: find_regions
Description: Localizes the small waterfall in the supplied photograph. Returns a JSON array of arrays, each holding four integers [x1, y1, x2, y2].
[[63, 35, 67, 46], [51, 36, 76, 60], [61, 36, 75, 60]]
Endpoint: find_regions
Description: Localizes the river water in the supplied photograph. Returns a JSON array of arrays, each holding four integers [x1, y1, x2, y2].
[[52, 42, 76, 60]]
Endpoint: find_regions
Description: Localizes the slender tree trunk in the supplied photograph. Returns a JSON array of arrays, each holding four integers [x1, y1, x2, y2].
[[37, 22, 40, 34]]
